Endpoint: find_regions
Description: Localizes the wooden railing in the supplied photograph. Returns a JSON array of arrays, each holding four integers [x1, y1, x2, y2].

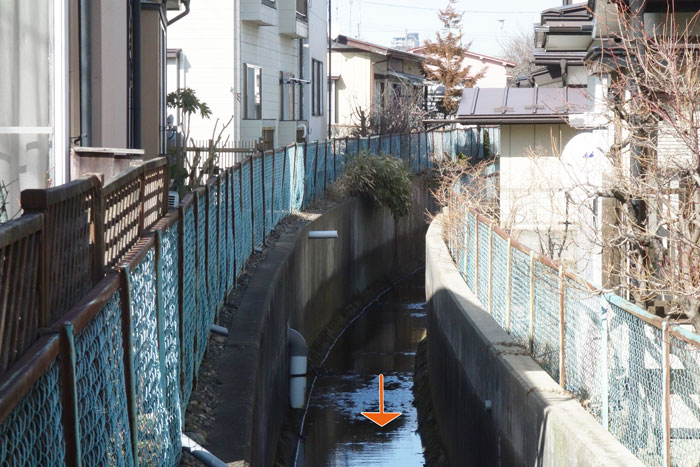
[[0, 157, 168, 377]]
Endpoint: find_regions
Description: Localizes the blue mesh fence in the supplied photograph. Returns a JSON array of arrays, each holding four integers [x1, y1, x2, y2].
[[465, 213, 476, 291], [532, 261, 560, 381], [359, 136, 369, 152], [251, 156, 264, 248], [223, 172, 235, 292], [74, 291, 133, 466], [381, 135, 391, 155], [315, 142, 326, 198], [127, 248, 172, 466], [326, 141, 335, 184], [274, 150, 286, 225], [240, 161, 253, 262], [195, 193, 209, 370], [477, 220, 490, 309], [181, 203, 197, 408], [0, 359, 65, 466], [447, 202, 700, 466], [264, 153, 274, 236], [292, 145, 305, 212], [410, 133, 419, 173], [607, 302, 665, 465], [160, 224, 183, 465], [232, 168, 245, 277], [508, 247, 531, 348], [303, 143, 316, 206], [207, 186, 219, 317]]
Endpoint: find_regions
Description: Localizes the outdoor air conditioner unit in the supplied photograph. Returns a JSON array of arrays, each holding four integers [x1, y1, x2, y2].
[[168, 191, 179, 209]]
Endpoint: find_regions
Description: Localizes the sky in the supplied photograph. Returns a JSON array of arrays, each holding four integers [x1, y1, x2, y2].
[[330, 0, 565, 58]]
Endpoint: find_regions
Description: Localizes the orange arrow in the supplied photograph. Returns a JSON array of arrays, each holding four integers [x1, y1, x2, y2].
[[361, 374, 401, 427]]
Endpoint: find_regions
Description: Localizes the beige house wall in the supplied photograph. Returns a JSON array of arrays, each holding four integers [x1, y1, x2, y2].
[[330, 50, 373, 128], [90, 0, 128, 148]]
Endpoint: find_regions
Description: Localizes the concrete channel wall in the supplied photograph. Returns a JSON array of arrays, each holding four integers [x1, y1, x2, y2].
[[208, 183, 432, 466], [425, 214, 643, 467]]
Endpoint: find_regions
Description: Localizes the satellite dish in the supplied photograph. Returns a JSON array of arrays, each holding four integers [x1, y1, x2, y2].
[[560, 131, 610, 195]]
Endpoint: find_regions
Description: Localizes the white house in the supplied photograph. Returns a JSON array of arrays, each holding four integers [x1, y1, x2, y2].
[[329, 35, 427, 135], [410, 47, 515, 88], [167, 0, 328, 151]]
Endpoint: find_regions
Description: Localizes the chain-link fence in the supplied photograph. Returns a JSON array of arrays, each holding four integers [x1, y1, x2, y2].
[[445, 206, 700, 467]]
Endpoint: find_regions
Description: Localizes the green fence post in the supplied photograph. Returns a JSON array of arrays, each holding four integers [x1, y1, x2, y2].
[[59, 323, 82, 467]]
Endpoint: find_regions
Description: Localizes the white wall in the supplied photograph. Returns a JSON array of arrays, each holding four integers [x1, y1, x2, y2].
[[306, 0, 327, 141], [330, 50, 373, 128], [167, 0, 236, 143], [463, 55, 512, 88]]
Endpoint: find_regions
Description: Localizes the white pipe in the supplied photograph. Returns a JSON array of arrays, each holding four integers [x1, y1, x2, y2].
[[308, 230, 338, 239], [210, 324, 229, 337], [288, 328, 308, 409], [181, 433, 227, 467]]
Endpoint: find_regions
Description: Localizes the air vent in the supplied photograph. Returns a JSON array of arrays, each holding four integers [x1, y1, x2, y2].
[[168, 191, 179, 209]]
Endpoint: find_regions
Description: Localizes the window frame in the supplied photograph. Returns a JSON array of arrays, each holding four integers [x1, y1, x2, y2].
[[312, 59, 324, 117], [244, 63, 262, 120]]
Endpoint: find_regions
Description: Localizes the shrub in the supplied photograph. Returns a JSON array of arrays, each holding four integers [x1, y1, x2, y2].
[[337, 152, 413, 218]]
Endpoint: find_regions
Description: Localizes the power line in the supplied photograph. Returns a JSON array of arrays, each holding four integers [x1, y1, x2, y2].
[[361, 1, 541, 14]]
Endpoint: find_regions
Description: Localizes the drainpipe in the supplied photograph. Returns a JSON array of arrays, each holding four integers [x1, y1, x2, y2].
[[79, 0, 92, 147], [181, 434, 227, 467], [131, 0, 142, 148], [288, 328, 308, 409], [168, 0, 191, 26]]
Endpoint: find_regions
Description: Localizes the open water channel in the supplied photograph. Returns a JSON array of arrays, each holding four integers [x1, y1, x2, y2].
[[295, 270, 428, 466]]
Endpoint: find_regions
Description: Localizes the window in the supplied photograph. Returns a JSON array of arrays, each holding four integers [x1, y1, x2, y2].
[[312, 59, 324, 116], [280, 72, 295, 121], [244, 64, 262, 120], [262, 128, 275, 151]]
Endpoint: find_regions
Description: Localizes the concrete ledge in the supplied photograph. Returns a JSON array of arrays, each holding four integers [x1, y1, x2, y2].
[[425, 214, 642, 467]]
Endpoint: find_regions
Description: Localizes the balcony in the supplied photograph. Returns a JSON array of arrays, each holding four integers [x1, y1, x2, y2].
[[242, 0, 277, 26], [279, 0, 308, 38]]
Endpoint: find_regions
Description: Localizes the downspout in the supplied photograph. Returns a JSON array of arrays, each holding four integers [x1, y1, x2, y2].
[[168, 0, 191, 26], [131, 0, 142, 148], [79, 0, 91, 147]]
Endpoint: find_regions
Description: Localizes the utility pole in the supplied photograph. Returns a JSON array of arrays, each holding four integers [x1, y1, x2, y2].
[[328, 0, 332, 139]]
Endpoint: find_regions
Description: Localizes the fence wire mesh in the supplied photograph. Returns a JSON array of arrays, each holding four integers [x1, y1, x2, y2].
[[160, 224, 183, 464], [195, 194, 209, 370], [0, 360, 65, 467], [491, 234, 509, 330], [128, 249, 172, 466], [509, 247, 531, 348], [669, 331, 700, 466], [181, 203, 197, 408], [447, 206, 700, 467], [607, 303, 665, 466], [251, 157, 264, 248], [74, 291, 133, 466], [477, 221, 490, 309]]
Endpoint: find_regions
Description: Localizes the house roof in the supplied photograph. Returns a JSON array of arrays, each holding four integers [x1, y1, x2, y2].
[[409, 46, 515, 68], [332, 35, 425, 63], [456, 87, 593, 124]]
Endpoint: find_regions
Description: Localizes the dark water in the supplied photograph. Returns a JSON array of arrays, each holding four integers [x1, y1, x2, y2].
[[296, 271, 427, 467]]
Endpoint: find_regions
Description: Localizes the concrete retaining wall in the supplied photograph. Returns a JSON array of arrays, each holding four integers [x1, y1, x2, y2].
[[209, 183, 432, 466], [425, 213, 643, 467]]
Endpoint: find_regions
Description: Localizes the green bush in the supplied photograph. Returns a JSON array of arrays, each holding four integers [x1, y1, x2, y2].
[[338, 152, 413, 218]]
